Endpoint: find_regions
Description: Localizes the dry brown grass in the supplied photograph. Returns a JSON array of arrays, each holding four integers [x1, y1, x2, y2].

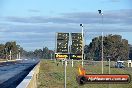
[[38, 60, 132, 88]]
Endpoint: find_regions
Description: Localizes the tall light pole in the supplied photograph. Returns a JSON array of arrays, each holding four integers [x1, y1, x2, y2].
[[68, 33, 71, 59], [98, 10, 104, 74], [80, 24, 84, 67], [64, 59, 67, 88], [9, 50, 12, 60]]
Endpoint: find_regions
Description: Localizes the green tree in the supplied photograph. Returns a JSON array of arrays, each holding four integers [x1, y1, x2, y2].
[[0, 44, 5, 58], [85, 34, 129, 61]]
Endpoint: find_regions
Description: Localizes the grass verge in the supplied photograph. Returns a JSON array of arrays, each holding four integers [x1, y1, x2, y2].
[[38, 60, 132, 88]]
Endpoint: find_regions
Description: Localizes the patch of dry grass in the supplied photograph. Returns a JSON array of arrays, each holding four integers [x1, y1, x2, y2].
[[38, 60, 132, 88]]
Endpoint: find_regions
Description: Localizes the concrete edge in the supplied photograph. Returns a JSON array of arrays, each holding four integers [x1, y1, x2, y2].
[[16, 62, 40, 88]]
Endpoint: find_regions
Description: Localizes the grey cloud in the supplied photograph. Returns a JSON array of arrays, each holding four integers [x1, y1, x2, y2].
[[63, 9, 132, 24], [6, 16, 46, 23], [0, 22, 81, 33], [4, 9, 132, 25], [1, 9, 132, 51]]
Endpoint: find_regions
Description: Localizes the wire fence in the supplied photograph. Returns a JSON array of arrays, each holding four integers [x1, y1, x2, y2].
[[61, 59, 132, 88], [53, 31, 132, 88]]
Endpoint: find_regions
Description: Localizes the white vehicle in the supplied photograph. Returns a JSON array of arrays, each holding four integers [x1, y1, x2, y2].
[[115, 61, 125, 68]]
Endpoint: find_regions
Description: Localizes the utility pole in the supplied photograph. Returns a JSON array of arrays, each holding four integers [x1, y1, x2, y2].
[[55, 33, 57, 63], [64, 59, 67, 88], [10, 50, 11, 60], [98, 10, 104, 74], [101, 32, 104, 74], [109, 58, 111, 74], [80, 24, 84, 67], [68, 33, 71, 60]]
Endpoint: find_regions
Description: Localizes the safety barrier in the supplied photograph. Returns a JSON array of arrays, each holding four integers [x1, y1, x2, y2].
[[17, 62, 40, 88]]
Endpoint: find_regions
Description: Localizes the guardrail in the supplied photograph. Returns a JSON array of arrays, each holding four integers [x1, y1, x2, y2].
[[17, 62, 40, 88]]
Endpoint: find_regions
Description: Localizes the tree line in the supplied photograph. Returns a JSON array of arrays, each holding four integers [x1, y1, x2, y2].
[[0, 41, 22, 59], [22, 47, 54, 59], [0, 41, 54, 60], [26, 34, 131, 60], [0, 34, 131, 60]]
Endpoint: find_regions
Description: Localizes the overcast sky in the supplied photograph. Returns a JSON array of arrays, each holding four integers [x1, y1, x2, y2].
[[0, 0, 132, 51]]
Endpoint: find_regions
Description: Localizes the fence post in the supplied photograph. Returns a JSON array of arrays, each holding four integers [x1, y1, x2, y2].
[[66, 60, 67, 66], [72, 59, 73, 67], [64, 59, 67, 88], [62, 60, 63, 65]]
